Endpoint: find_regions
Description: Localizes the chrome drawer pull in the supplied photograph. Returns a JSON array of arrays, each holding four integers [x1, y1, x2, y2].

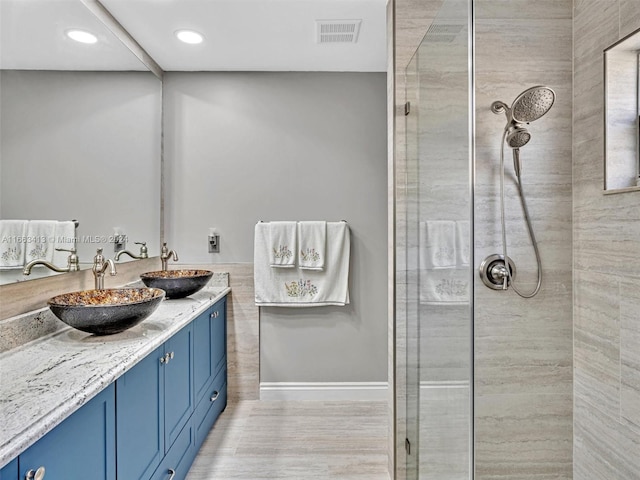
[[210, 390, 219, 402], [167, 468, 176, 480], [210, 311, 219, 319], [25, 467, 45, 480]]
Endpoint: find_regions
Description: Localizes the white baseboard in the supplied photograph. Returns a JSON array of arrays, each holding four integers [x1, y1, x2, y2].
[[260, 382, 389, 401]]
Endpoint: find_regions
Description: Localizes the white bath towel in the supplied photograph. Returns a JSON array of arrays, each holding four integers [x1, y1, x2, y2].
[[269, 221, 297, 268], [0, 220, 27, 268], [419, 221, 456, 270], [255, 221, 350, 307], [298, 221, 326, 270], [53, 221, 77, 267], [25, 220, 57, 264], [455, 220, 470, 267]]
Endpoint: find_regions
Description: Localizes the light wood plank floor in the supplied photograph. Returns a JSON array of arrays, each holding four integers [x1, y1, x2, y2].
[[186, 400, 390, 480]]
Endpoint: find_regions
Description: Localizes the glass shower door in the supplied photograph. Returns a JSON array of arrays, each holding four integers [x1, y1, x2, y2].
[[404, 0, 473, 478]]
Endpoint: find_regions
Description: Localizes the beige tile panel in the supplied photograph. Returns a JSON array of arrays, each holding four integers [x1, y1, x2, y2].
[[573, 0, 619, 62], [573, 270, 620, 419], [475, 393, 573, 479], [620, 277, 640, 429], [619, 0, 640, 37]]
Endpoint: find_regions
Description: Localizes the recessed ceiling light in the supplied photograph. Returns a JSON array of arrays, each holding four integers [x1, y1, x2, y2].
[[66, 29, 98, 44], [175, 30, 204, 45]]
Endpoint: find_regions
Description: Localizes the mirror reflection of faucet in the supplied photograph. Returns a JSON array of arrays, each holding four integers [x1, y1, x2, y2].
[[114, 241, 148, 262], [93, 248, 117, 290], [23, 247, 80, 276], [160, 243, 178, 271]]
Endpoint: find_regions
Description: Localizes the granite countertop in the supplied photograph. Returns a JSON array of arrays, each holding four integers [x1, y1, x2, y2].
[[0, 286, 230, 468]]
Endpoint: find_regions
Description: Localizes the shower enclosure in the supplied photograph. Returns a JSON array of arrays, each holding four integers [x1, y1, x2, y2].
[[401, 0, 473, 478]]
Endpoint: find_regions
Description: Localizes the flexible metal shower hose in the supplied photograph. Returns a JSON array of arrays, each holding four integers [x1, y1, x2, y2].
[[499, 129, 543, 298]]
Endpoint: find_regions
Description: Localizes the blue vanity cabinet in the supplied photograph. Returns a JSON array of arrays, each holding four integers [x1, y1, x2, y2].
[[0, 457, 18, 479], [18, 383, 116, 480], [116, 323, 194, 480], [192, 298, 227, 450]]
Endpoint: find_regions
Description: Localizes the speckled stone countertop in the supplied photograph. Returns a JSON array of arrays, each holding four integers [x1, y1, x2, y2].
[[0, 285, 230, 468]]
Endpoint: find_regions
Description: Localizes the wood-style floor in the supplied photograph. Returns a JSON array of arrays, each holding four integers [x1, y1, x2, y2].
[[186, 400, 390, 480]]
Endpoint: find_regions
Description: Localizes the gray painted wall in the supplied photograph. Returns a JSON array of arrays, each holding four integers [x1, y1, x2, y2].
[[163, 72, 388, 383], [0, 70, 162, 262]]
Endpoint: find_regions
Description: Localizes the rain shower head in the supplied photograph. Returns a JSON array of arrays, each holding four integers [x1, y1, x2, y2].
[[491, 85, 555, 150], [510, 86, 555, 123]]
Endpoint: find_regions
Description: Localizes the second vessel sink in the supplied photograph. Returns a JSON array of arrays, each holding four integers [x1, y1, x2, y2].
[[140, 270, 213, 299], [48, 288, 165, 335]]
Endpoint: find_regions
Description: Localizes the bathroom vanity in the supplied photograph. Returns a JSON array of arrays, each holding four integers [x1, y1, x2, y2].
[[0, 286, 229, 480]]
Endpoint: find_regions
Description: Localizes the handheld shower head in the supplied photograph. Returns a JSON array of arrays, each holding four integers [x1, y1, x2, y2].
[[510, 85, 555, 123], [506, 124, 531, 148]]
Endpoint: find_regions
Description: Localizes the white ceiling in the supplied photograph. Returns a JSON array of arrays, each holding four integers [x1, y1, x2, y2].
[[0, 0, 387, 72]]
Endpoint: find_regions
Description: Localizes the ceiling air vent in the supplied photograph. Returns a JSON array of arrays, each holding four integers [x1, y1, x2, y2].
[[316, 20, 362, 44]]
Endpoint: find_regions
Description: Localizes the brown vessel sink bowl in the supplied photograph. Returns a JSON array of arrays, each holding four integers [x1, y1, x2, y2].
[[48, 288, 165, 335], [139, 270, 213, 299]]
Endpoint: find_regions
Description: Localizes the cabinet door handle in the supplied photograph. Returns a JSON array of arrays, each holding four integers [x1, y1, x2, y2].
[[167, 468, 176, 480], [169, 351, 175, 360], [210, 311, 219, 319], [210, 390, 219, 402], [25, 467, 45, 480], [160, 352, 171, 364]]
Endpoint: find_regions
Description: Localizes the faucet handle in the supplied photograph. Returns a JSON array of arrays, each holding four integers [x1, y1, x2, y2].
[[135, 241, 149, 258], [55, 246, 77, 254]]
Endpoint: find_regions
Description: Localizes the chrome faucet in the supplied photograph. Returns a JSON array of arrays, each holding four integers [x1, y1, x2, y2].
[[92, 248, 117, 290], [114, 241, 149, 261], [160, 243, 178, 271], [23, 247, 80, 275]]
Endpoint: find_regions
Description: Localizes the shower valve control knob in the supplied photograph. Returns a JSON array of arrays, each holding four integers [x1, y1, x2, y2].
[[479, 254, 517, 291]]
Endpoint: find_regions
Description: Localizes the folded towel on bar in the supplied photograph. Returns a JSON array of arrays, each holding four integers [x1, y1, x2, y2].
[[456, 220, 470, 267], [254, 221, 350, 307], [25, 220, 57, 264], [53, 221, 77, 267], [0, 220, 27, 268], [298, 221, 326, 271], [269, 221, 297, 268], [419, 220, 456, 270]]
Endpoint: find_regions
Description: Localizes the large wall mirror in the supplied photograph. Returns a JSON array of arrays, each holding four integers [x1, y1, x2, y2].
[[0, 0, 162, 285], [604, 26, 640, 192]]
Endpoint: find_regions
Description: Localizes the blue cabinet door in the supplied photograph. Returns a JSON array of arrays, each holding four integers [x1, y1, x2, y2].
[[164, 324, 194, 451], [19, 384, 115, 480], [116, 344, 165, 480], [210, 298, 226, 377], [0, 458, 18, 480], [193, 308, 214, 402]]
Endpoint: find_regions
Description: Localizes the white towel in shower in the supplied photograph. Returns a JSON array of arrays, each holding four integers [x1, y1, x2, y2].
[[53, 221, 77, 267], [456, 220, 470, 267], [420, 268, 469, 305], [25, 220, 57, 264], [419, 221, 456, 270], [0, 220, 27, 268], [298, 221, 326, 270], [268, 221, 297, 268]]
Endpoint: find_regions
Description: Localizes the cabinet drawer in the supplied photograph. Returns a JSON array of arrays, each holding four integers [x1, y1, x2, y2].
[[150, 421, 195, 480], [193, 364, 227, 450]]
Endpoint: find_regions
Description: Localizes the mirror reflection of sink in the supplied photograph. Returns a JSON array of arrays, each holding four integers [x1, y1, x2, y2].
[[139, 270, 213, 299], [48, 288, 165, 335]]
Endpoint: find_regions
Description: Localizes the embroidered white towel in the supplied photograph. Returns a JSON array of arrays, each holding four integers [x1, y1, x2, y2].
[[0, 220, 27, 268], [25, 220, 57, 264], [455, 220, 470, 267], [53, 221, 76, 267], [298, 221, 326, 271], [269, 221, 297, 268], [420, 268, 469, 305], [419, 220, 456, 270], [254, 221, 350, 307]]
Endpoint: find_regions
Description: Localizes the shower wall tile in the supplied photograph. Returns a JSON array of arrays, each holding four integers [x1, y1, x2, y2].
[[573, 0, 640, 478], [620, 277, 640, 429], [475, 393, 573, 479], [475, 0, 573, 478]]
